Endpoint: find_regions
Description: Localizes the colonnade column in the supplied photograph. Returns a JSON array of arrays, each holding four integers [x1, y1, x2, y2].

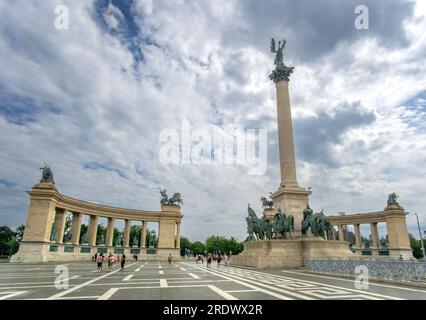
[[88, 215, 99, 246], [338, 225, 345, 242], [354, 224, 362, 248], [370, 222, 380, 248], [53, 208, 67, 243], [175, 222, 181, 249], [140, 221, 147, 248], [71, 212, 82, 245], [123, 219, 131, 247], [106, 217, 115, 247]]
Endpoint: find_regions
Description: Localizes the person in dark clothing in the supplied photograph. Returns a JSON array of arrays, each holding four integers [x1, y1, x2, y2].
[[121, 254, 126, 269]]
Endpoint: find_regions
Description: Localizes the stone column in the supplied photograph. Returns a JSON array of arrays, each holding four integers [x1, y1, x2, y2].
[[88, 215, 99, 246], [354, 224, 362, 248], [71, 212, 82, 245], [123, 219, 131, 247], [175, 222, 181, 249], [338, 225, 345, 242], [106, 217, 115, 247], [275, 80, 299, 188], [140, 221, 147, 248], [385, 205, 413, 259], [370, 222, 380, 248], [52, 208, 67, 243], [21, 182, 58, 243]]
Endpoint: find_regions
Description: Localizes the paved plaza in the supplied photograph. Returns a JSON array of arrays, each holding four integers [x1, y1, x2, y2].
[[0, 260, 425, 300]]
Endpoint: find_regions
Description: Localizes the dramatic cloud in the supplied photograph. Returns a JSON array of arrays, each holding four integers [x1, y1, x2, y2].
[[0, 0, 425, 241]]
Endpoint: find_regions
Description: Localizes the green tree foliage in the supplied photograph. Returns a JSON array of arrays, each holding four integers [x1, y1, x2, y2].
[[0, 225, 21, 256], [113, 228, 121, 246], [96, 224, 107, 244], [15, 225, 25, 241], [79, 224, 88, 243], [130, 225, 142, 246], [191, 241, 206, 255], [409, 233, 425, 259], [205, 236, 243, 255]]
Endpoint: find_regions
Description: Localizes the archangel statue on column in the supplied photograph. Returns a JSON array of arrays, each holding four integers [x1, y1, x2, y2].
[[269, 38, 294, 83]]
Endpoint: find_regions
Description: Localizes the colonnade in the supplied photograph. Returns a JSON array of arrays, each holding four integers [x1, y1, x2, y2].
[[11, 181, 183, 263], [329, 202, 412, 259]]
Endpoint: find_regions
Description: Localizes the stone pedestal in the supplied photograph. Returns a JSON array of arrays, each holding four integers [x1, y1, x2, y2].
[[231, 238, 355, 268], [262, 208, 275, 221], [270, 186, 312, 238]]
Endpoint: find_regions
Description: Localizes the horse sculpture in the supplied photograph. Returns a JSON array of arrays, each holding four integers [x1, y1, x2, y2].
[[159, 189, 183, 206], [260, 197, 274, 209], [246, 204, 264, 240], [167, 192, 183, 206], [272, 208, 294, 239], [302, 207, 332, 240]]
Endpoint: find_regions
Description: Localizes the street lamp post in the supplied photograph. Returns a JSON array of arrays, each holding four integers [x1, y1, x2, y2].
[[414, 213, 426, 261]]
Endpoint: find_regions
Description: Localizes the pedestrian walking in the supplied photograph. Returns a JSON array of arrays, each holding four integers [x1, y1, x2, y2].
[[168, 253, 173, 264], [107, 253, 114, 272], [216, 254, 222, 268], [121, 254, 126, 269], [207, 254, 212, 268], [96, 253, 104, 272], [224, 254, 229, 266]]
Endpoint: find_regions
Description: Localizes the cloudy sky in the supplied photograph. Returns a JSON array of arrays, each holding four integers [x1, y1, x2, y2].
[[0, 0, 425, 242]]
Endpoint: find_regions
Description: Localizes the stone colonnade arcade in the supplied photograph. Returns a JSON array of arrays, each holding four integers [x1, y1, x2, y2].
[[11, 181, 183, 263], [329, 201, 412, 260]]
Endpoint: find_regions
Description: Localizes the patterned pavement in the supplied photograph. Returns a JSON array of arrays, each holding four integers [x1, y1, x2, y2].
[[0, 260, 425, 300]]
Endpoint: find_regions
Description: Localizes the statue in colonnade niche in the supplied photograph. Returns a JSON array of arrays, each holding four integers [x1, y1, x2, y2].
[[50, 228, 58, 241]]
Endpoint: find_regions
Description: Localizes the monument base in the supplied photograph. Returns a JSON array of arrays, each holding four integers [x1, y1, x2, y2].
[[230, 238, 355, 268], [270, 186, 312, 238]]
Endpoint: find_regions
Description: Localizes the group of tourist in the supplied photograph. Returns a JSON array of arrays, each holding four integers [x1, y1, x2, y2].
[[93, 253, 126, 272], [196, 253, 231, 268]]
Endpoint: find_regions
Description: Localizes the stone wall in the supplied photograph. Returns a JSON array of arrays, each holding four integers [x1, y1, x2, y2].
[[306, 258, 426, 282]]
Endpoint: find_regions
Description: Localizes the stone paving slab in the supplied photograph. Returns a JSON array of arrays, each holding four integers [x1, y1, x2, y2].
[[0, 261, 425, 300]]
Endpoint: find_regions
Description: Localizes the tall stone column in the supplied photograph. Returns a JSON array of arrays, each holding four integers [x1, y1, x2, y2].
[[269, 66, 311, 238], [71, 212, 82, 245], [370, 222, 380, 248], [52, 208, 67, 243], [140, 221, 147, 248], [88, 215, 99, 246], [354, 224, 362, 248], [123, 219, 131, 247], [106, 217, 115, 247], [175, 222, 181, 249], [276, 80, 299, 188]]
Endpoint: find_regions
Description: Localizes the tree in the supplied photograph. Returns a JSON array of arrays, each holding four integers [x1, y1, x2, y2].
[[191, 241, 205, 255], [205, 235, 244, 255], [15, 225, 25, 242], [130, 225, 142, 246], [79, 224, 88, 243], [113, 228, 121, 246], [0, 225, 19, 256], [409, 233, 425, 259], [62, 213, 73, 242], [180, 236, 192, 256], [96, 224, 107, 244]]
